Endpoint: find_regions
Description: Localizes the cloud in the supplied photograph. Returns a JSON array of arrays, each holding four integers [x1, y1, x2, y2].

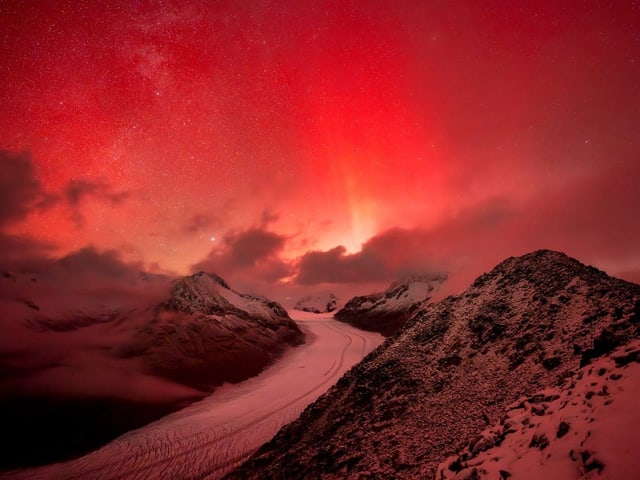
[[56, 247, 144, 281], [259, 208, 279, 226], [295, 199, 511, 286], [294, 153, 640, 293], [0, 150, 54, 225], [296, 246, 386, 284], [183, 213, 216, 233], [226, 228, 286, 267], [64, 179, 130, 227], [0, 151, 58, 268], [191, 226, 293, 283], [65, 179, 129, 206], [0, 234, 55, 271]]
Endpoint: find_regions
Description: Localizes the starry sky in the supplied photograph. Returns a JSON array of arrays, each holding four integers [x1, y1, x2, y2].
[[1, 0, 640, 298]]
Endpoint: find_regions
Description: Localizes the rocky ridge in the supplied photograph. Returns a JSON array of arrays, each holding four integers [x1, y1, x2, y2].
[[335, 273, 446, 336], [226, 250, 640, 479]]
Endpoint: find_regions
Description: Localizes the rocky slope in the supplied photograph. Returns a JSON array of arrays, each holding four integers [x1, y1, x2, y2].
[[294, 293, 339, 313], [120, 271, 304, 390], [436, 338, 640, 479], [0, 271, 302, 470], [226, 250, 640, 479], [334, 274, 446, 336]]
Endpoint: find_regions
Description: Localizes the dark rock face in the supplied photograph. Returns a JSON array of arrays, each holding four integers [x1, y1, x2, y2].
[[335, 274, 446, 336], [121, 272, 304, 391], [294, 293, 339, 313], [226, 250, 640, 479]]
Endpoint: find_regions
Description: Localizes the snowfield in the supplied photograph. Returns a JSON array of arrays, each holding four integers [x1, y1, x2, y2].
[[0, 312, 382, 480]]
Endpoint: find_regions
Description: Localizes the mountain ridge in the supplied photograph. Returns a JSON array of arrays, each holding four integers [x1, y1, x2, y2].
[[335, 272, 446, 336], [226, 249, 640, 479]]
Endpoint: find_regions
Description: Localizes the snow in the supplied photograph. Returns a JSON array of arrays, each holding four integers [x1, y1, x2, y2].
[[436, 339, 640, 479], [0, 313, 383, 480], [293, 293, 338, 313]]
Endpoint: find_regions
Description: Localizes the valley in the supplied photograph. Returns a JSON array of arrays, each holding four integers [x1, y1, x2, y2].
[[0, 313, 382, 480]]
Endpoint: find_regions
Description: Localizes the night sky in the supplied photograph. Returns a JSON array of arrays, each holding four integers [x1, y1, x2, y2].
[[2, 0, 639, 298]]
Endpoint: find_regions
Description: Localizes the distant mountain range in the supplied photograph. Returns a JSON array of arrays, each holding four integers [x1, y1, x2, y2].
[[227, 250, 640, 479]]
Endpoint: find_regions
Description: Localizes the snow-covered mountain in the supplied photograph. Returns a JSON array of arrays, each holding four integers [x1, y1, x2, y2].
[[227, 250, 640, 479], [121, 271, 304, 390], [294, 293, 338, 313], [334, 273, 446, 336], [0, 270, 302, 470]]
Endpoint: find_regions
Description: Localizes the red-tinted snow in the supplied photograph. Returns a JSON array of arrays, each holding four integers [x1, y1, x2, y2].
[[437, 339, 640, 479], [0, 312, 382, 480]]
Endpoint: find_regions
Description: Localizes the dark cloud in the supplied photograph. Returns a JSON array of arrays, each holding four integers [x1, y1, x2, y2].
[[0, 150, 54, 225], [65, 179, 128, 206], [296, 246, 387, 284], [0, 151, 58, 268], [294, 155, 640, 292], [191, 227, 292, 283], [0, 152, 139, 271], [259, 208, 279, 226], [226, 228, 286, 267], [183, 214, 216, 234], [0, 234, 55, 271], [295, 199, 511, 286], [56, 247, 143, 280], [64, 179, 130, 227]]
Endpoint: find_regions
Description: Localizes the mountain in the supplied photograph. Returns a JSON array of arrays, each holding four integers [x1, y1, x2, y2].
[[334, 273, 446, 336], [0, 271, 302, 470], [294, 293, 339, 313], [226, 250, 640, 479], [119, 271, 304, 390]]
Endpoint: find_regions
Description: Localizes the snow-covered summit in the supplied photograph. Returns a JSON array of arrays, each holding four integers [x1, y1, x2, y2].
[[124, 271, 304, 391], [294, 293, 339, 313], [160, 271, 289, 321], [334, 272, 446, 336]]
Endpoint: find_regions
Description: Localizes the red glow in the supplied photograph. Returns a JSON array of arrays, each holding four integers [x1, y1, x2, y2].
[[1, 1, 639, 289]]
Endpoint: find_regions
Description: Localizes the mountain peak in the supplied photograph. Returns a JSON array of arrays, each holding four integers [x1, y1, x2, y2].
[[190, 271, 231, 289], [470, 249, 610, 292], [229, 251, 640, 479], [335, 272, 446, 336]]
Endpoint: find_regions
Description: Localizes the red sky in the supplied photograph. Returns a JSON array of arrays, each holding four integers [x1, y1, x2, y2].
[[1, 0, 639, 299]]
